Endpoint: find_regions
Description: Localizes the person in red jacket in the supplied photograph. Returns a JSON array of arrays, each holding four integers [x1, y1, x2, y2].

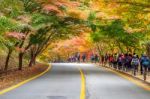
[[109, 55, 114, 67]]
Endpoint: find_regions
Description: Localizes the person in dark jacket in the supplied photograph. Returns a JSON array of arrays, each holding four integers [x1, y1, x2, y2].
[[140, 54, 150, 80]]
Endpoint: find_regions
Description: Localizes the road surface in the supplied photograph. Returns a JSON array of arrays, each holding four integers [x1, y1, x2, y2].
[[0, 63, 150, 99]]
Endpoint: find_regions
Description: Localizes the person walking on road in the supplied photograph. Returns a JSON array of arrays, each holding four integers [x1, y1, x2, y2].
[[109, 54, 114, 67], [82, 53, 86, 62], [117, 54, 124, 70], [140, 54, 150, 80], [113, 53, 118, 69], [126, 54, 132, 72], [90, 54, 95, 63], [140, 54, 144, 75], [94, 54, 99, 63], [101, 55, 105, 66], [104, 53, 108, 66], [77, 53, 80, 62], [131, 55, 140, 76]]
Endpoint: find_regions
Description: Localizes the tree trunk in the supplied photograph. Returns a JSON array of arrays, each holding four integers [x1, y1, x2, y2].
[[29, 57, 34, 67], [4, 49, 12, 71], [33, 56, 36, 65], [28, 49, 38, 67], [29, 55, 36, 67], [146, 42, 150, 57], [29, 50, 34, 67], [18, 53, 24, 70]]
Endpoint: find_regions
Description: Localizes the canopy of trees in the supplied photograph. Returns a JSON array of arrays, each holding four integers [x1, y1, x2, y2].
[[0, 0, 150, 67]]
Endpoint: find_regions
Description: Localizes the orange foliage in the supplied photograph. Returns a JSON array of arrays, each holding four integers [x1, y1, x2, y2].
[[39, 0, 86, 19], [51, 33, 92, 55]]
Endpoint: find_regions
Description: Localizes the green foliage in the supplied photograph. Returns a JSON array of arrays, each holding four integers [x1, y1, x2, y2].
[[90, 18, 146, 53], [88, 12, 96, 22], [29, 26, 51, 45], [0, 16, 17, 47], [103, 20, 125, 37], [0, 0, 23, 18], [0, 16, 15, 34], [20, 0, 41, 13], [87, 12, 97, 32], [0, 0, 150, 68], [31, 13, 59, 28]]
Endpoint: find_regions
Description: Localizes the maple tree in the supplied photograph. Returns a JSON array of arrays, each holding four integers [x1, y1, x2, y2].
[[0, 0, 150, 70]]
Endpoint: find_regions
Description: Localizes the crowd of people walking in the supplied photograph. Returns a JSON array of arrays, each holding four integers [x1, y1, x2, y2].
[[67, 52, 150, 81], [68, 53, 99, 63], [101, 53, 150, 81]]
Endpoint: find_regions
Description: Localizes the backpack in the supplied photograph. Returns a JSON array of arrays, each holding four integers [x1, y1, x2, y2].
[[125, 57, 130, 63], [118, 57, 122, 63], [125, 56, 131, 63], [131, 58, 139, 65], [142, 57, 150, 66]]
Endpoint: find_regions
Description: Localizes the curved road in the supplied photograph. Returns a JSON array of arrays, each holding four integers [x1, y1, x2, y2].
[[0, 63, 150, 99]]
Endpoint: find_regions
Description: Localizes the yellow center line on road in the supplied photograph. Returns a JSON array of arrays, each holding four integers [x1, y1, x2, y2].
[[0, 64, 52, 95], [79, 68, 86, 99]]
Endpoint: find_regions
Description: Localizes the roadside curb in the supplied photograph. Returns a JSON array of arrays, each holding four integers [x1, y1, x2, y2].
[[111, 67, 149, 84], [0, 64, 52, 95], [95, 64, 150, 91]]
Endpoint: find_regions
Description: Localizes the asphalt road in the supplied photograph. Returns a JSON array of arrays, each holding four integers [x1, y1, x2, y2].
[[0, 63, 150, 99]]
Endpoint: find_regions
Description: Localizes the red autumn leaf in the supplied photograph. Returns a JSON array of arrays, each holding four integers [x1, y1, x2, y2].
[[15, 47, 26, 52], [6, 32, 25, 40], [43, 5, 61, 13], [55, 1, 65, 7]]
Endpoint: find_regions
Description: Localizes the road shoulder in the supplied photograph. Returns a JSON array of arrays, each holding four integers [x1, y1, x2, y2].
[[96, 64, 150, 91], [0, 63, 51, 95]]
